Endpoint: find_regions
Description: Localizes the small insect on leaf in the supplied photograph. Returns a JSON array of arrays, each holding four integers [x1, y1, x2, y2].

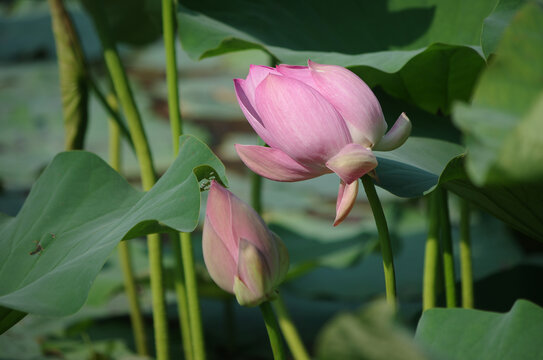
[[29, 233, 54, 256], [29, 241, 44, 256]]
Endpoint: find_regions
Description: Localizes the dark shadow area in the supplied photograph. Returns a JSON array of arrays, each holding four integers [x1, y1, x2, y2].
[[374, 88, 462, 143], [181, 0, 435, 54], [474, 265, 543, 312]]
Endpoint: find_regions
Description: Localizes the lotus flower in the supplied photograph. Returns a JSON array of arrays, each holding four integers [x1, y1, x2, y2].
[[234, 60, 411, 225], [203, 181, 289, 307]]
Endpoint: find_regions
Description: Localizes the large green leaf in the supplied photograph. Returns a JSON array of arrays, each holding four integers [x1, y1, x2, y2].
[[49, 0, 89, 150], [374, 137, 464, 198], [481, 0, 528, 58], [440, 157, 543, 241], [178, 0, 495, 58], [0, 135, 225, 325], [178, 0, 494, 114], [415, 300, 543, 360], [453, 2, 543, 185], [352, 44, 485, 115]]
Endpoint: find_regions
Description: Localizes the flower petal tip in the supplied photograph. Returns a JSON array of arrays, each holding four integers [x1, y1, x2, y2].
[[326, 143, 377, 184], [333, 180, 359, 226], [373, 112, 412, 151]]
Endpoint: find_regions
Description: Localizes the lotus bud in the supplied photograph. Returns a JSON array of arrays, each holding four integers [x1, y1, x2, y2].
[[202, 181, 289, 306]]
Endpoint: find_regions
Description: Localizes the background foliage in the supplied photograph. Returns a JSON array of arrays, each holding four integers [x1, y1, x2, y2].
[[1, 0, 543, 359]]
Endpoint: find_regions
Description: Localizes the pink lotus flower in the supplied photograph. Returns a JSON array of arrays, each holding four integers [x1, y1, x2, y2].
[[234, 60, 411, 225], [203, 181, 289, 307]]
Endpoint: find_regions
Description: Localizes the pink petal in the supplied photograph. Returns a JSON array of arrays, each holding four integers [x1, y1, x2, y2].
[[254, 74, 352, 167], [234, 79, 279, 148], [334, 180, 359, 226], [206, 181, 238, 262], [230, 198, 275, 261], [308, 60, 387, 147], [276, 64, 317, 88], [202, 215, 237, 292], [213, 181, 280, 275], [373, 113, 412, 151], [244, 64, 281, 106], [236, 238, 271, 298], [326, 143, 378, 184], [235, 144, 326, 182]]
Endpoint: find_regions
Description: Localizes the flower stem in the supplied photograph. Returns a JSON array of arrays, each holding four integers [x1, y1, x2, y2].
[[273, 296, 310, 360], [250, 137, 266, 213], [87, 1, 156, 190], [459, 199, 474, 308], [147, 234, 168, 360], [423, 191, 440, 311], [361, 175, 397, 311], [162, 0, 182, 153], [162, 1, 205, 358], [182, 232, 206, 360], [439, 189, 456, 308], [108, 92, 148, 356], [117, 242, 148, 355], [171, 235, 193, 359], [86, 3, 168, 359], [260, 301, 286, 360], [251, 171, 263, 214]]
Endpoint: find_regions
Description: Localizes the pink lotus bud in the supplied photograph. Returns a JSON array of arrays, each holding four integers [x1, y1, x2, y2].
[[234, 61, 412, 225], [203, 181, 289, 307]]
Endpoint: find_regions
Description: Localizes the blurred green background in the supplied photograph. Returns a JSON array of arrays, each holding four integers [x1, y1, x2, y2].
[[2, 1, 543, 359]]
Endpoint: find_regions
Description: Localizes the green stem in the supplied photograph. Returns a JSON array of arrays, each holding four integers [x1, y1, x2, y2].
[[107, 93, 122, 170], [162, 0, 183, 153], [182, 232, 206, 360], [86, 1, 155, 190], [251, 172, 263, 214], [361, 176, 397, 311], [260, 301, 286, 360], [161, 2, 205, 358], [273, 296, 310, 360], [423, 191, 440, 311], [117, 242, 148, 355], [86, 3, 168, 359], [172, 234, 193, 360], [439, 189, 456, 308], [147, 233, 168, 360], [459, 199, 474, 309], [250, 137, 266, 213], [108, 92, 149, 356]]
